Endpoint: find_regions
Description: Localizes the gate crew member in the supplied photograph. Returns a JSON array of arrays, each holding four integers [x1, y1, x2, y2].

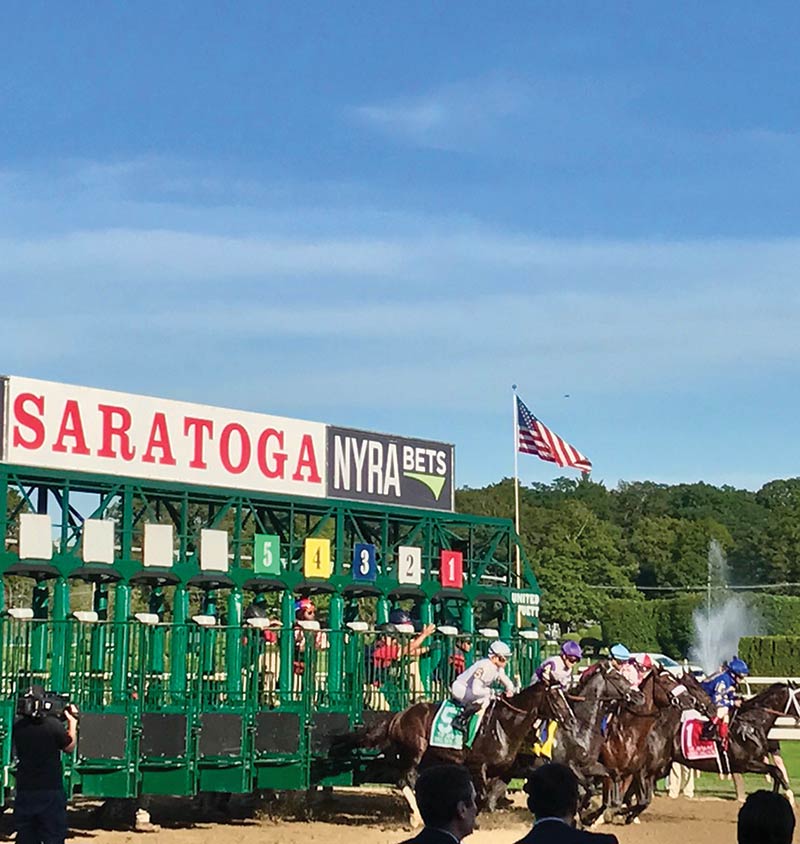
[[701, 656, 749, 745], [450, 640, 515, 734]]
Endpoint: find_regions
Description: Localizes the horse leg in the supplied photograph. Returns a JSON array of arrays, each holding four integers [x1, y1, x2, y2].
[[625, 777, 652, 825], [582, 778, 608, 827], [733, 773, 746, 803], [484, 778, 509, 812]]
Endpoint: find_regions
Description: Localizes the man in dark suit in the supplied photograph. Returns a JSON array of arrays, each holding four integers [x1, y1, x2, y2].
[[399, 764, 477, 844], [515, 763, 618, 844]]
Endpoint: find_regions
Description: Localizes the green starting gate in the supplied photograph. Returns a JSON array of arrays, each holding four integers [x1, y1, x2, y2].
[[0, 464, 541, 802]]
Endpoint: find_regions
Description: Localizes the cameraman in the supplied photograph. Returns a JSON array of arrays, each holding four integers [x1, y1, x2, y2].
[[12, 685, 78, 844]]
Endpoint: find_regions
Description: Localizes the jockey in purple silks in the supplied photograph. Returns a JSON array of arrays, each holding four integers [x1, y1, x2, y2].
[[535, 640, 582, 689]]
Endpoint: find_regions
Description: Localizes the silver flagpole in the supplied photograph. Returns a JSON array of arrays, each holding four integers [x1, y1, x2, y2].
[[512, 384, 521, 589]]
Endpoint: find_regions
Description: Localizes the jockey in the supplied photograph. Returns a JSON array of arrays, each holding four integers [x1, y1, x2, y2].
[[608, 643, 640, 687], [700, 656, 749, 744], [633, 652, 654, 686], [450, 640, 515, 733], [534, 640, 583, 688]]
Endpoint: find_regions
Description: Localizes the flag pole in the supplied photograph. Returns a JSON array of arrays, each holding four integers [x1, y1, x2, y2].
[[512, 384, 521, 589]]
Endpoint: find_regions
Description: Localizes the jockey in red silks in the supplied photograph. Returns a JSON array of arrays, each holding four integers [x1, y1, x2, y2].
[[700, 656, 749, 745], [534, 640, 582, 689]]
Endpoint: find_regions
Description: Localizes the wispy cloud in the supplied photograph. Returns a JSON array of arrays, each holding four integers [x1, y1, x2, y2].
[[350, 76, 527, 151]]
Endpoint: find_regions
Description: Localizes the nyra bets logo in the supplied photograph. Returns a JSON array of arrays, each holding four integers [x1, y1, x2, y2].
[[327, 427, 454, 511]]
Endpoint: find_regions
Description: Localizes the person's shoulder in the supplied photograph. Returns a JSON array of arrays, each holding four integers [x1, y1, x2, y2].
[[515, 823, 617, 844], [574, 829, 618, 843], [396, 829, 455, 844]]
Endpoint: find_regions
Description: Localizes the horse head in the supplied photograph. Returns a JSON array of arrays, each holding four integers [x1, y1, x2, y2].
[[741, 682, 800, 723], [651, 667, 705, 712], [578, 662, 645, 707], [542, 679, 576, 728], [678, 670, 718, 719]]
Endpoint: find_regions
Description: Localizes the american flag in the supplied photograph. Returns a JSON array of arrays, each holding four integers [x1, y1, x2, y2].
[[516, 396, 592, 473]]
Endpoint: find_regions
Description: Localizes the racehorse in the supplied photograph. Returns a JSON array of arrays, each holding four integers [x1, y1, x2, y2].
[[515, 663, 645, 821], [588, 667, 708, 824], [627, 677, 798, 819], [621, 670, 716, 821], [333, 678, 574, 826]]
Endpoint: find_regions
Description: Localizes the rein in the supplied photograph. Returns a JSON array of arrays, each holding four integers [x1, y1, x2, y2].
[[499, 697, 530, 715]]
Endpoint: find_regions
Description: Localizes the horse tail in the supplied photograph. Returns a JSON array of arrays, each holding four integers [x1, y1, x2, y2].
[[330, 715, 393, 754]]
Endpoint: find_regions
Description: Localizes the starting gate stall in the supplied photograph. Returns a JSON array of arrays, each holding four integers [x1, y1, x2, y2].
[[0, 376, 542, 803]]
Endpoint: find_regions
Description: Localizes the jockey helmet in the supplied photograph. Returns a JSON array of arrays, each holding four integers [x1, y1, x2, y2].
[[489, 641, 512, 659], [295, 597, 314, 615], [729, 657, 749, 677], [639, 653, 654, 669], [561, 640, 582, 660], [389, 609, 411, 624], [609, 643, 631, 661]]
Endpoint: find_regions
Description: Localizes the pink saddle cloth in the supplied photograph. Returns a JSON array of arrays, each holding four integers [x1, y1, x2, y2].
[[681, 718, 718, 761]]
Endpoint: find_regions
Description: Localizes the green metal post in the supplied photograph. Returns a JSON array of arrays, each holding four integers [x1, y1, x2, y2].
[[376, 596, 389, 626], [500, 603, 513, 643], [31, 581, 49, 675], [89, 582, 108, 705], [149, 586, 166, 674], [327, 592, 344, 703], [279, 590, 294, 698], [226, 589, 243, 704], [112, 582, 130, 703], [51, 577, 69, 693], [418, 598, 433, 692], [461, 602, 475, 667], [170, 585, 188, 701]]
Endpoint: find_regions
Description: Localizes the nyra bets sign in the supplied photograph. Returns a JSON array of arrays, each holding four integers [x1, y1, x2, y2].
[[0, 377, 326, 498], [327, 426, 454, 511]]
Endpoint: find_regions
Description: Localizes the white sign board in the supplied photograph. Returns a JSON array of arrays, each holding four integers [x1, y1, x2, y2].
[[397, 545, 422, 585], [0, 376, 326, 498]]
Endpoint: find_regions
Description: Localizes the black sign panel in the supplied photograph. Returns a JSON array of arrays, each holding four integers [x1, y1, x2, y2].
[[327, 426, 454, 511]]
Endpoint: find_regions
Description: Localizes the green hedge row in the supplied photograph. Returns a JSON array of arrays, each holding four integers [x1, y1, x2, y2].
[[601, 595, 703, 656], [738, 636, 800, 677], [600, 594, 800, 658]]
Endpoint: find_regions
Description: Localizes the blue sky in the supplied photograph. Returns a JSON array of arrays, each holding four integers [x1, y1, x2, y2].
[[3, 2, 800, 492]]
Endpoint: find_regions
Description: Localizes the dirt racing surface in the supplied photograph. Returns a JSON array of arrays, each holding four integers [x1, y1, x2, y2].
[[0, 788, 770, 844]]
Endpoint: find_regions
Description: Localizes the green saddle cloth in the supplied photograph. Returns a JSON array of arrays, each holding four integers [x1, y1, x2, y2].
[[429, 700, 481, 749]]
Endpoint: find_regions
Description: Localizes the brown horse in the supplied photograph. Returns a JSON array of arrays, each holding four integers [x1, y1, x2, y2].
[[626, 676, 796, 819], [335, 679, 574, 825], [514, 662, 645, 823], [589, 667, 707, 824]]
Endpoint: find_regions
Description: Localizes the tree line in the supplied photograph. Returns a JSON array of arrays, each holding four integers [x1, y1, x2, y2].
[[455, 476, 800, 631]]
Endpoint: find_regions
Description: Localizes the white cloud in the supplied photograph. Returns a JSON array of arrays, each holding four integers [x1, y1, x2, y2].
[[351, 77, 527, 151]]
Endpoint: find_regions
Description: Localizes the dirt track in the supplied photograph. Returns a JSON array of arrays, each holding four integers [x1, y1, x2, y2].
[[0, 788, 766, 844]]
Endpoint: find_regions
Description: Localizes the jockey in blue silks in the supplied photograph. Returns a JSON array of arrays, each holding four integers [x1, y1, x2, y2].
[[700, 656, 749, 745]]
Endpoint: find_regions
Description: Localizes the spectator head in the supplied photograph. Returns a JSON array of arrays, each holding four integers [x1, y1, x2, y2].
[[415, 764, 476, 838], [295, 597, 315, 621], [738, 790, 795, 844], [525, 763, 579, 822]]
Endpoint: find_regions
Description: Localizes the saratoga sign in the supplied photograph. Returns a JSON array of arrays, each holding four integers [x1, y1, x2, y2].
[[1, 377, 326, 498], [0, 377, 456, 511]]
